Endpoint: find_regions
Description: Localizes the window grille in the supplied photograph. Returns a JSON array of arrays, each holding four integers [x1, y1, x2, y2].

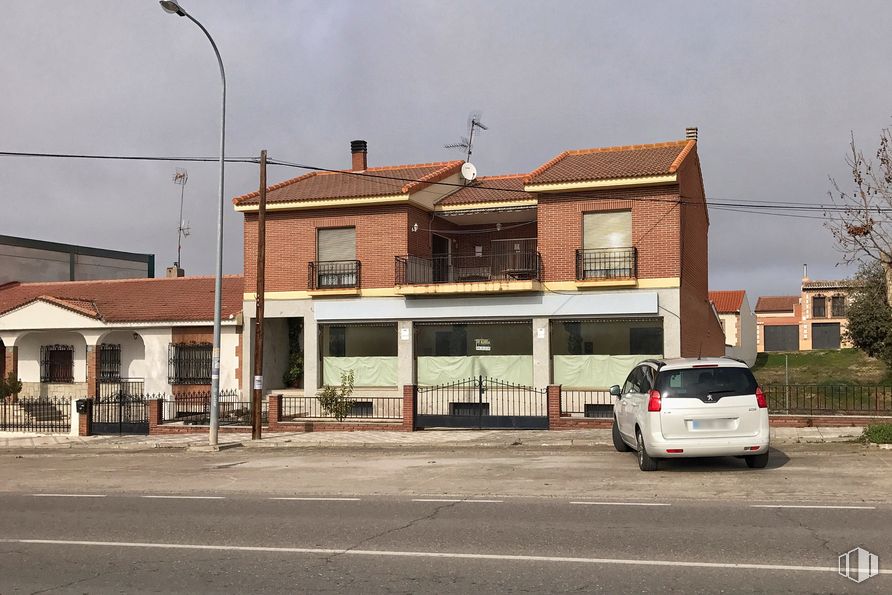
[[40, 345, 74, 383], [168, 343, 213, 384], [99, 344, 121, 381]]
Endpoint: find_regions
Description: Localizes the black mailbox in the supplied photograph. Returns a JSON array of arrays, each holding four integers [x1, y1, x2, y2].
[[75, 399, 91, 414]]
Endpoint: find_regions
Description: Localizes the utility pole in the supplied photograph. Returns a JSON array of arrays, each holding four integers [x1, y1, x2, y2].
[[252, 150, 268, 440]]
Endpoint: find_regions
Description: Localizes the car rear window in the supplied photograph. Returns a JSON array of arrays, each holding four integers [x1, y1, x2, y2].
[[654, 366, 757, 398]]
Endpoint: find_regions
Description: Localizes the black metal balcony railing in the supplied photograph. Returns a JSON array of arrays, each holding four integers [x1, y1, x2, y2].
[[575, 247, 637, 281], [308, 260, 361, 290], [395, 252, 542, 285]]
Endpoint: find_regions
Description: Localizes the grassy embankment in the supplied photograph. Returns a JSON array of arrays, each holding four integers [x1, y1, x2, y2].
[[751, 348, 891, 386]]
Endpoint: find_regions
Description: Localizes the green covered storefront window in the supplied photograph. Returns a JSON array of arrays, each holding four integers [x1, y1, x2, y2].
[[320, 323, 397, 387]]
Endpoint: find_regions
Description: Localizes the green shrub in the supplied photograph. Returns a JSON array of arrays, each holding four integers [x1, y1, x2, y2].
[[0, 372, 23, 400], [316, 370, 355, 421], [282, 352, 303, 388], [863, 423, 892, 444]]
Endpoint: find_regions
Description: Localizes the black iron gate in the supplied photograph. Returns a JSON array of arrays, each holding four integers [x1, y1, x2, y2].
[[415, 376, 548, 429], [92, 379, 148, 435]]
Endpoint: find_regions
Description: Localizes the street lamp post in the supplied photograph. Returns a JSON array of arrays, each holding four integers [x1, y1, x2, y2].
[[160, 0, 226, 446]]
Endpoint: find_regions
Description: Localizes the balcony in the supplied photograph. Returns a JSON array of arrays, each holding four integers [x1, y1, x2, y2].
[[575, 248, 637, 287], [308, 260, 361, 295], [395, 251, 542, 295]]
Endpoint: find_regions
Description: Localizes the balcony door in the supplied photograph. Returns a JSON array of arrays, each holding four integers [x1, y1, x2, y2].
[[432, 234, 450, 283], [316, 227, 357, 288]]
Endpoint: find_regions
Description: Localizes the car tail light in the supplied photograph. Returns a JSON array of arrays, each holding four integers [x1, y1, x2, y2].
[[755, 387, 767, 409], [647, 389, 662, 412], [666, 448, 684, 454]]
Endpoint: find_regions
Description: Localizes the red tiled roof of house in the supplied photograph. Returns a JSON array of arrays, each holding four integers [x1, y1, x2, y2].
[[709, 290, 746, 314], [524, 140, 695, 186], [755, 295, 799, 313], [436, 174, 533, 206], [0, 276, 244, 323], [233, 161, 464, 206]]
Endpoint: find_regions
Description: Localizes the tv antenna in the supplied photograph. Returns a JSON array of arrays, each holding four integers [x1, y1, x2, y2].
[[172, 168, 190, 269], [445, 112, 488, 164]]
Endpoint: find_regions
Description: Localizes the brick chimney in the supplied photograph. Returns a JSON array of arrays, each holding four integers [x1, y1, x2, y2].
[[351, 140, 367, 171]]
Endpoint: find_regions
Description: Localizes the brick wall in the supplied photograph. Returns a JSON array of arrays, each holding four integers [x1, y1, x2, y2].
[[244, 205, 410, 291], [677, 150, 724, 357], [536, 185, 682, 282]]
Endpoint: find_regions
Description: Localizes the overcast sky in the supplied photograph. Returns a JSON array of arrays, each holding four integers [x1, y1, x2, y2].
[[2, 0, 890, 303]]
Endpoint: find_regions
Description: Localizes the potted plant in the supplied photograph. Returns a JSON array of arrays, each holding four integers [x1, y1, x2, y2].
[[282, 352, 304, 389]]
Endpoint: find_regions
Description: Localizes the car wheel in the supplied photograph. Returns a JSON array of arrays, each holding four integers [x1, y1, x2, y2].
[[636, 429, 658, 471], [612, 418, 632, 452], [745, 452, 769, 469]]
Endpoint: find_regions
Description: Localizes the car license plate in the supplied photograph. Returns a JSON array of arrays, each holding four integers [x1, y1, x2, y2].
[[691, 419, 731, 430]]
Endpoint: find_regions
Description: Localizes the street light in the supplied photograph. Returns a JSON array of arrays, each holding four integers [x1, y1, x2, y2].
[[160, 0, 226, 447]]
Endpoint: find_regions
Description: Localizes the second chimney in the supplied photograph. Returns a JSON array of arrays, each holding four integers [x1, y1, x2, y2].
[[351, 139, 368, 171], [685, 127, 698, 141]]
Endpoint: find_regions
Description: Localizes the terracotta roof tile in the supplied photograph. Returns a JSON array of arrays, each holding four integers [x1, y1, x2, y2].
[[233, 161, 464, 206], [708, 290, 746, 314], [436, 174, 533, 206], [755, 295, 799, 313], [0, 276, 244, 323], [802, 279, 857, 290], [524, 140, 694, 186]]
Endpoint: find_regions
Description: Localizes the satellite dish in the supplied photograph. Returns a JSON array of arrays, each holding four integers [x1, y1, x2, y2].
[[461, 162, 478, 181]]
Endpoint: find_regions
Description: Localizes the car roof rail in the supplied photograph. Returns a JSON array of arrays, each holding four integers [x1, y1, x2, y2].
[[641, 358, 667, 368]]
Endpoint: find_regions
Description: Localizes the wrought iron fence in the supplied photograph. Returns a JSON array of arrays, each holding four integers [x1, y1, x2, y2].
[[308, 260, 361, 289], [99, 378, 145, 399], [161, 390, 263, 426], [0, 397, 70, 432], [395, 252, 542, 285], [561, 389, 614, 418], [280, 394, 403, 421], [575, 247, 637, 281], [762, 385, 892, 415]]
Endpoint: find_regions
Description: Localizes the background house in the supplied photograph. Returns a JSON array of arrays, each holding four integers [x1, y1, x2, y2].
[[0, 234, 154, 284], [709, 290, 756, 366], [755, 268, 854, 352], [0, 276, 243, 397]]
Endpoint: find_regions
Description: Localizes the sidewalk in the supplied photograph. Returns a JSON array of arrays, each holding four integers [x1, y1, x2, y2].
[[0, 426, 866, 451]]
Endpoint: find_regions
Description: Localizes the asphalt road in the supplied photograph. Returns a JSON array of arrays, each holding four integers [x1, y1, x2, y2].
[[0, 445, 890, 593]]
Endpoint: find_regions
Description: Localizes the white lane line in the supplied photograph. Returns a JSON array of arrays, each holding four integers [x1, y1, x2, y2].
[[411, 499, 503, 503], [270, 497, 361, 502], [750, 505, 876, 510], [142, 496, 226, 500], [4, 538, 891, 575], [32, 494, 106, 498], [571, 502, 670, 507]]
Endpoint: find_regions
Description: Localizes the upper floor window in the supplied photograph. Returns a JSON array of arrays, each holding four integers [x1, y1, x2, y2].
[[315, 227, 358, 288], [812, 295, 826, 318], [99, 343, 121, 381], [168, 343, 212, 385], [579, 211, 634, 279], [831, 295, 846, 318], [40, 344, 74, 383]]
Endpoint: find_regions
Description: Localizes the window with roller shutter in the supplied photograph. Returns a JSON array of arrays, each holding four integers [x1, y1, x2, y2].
[[577, 211, 635, 279], [314, 227, 358, 288]]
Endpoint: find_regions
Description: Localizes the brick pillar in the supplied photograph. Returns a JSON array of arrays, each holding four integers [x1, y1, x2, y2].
[[4, 346, 17, 382], [402, 385, 415, 432], [148, 398, 163, 434], [268, 394, 282, 432], [547, 385, 562, 430], [78, 401, 92, 436], [86, 345, 99, 398]]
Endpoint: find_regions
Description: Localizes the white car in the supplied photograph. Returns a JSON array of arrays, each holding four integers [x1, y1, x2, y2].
[[610, 357, 770, 471]]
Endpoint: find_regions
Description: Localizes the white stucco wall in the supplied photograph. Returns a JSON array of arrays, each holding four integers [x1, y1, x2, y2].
[[99, 330, 147, 379], [15, 331, 88, 383]]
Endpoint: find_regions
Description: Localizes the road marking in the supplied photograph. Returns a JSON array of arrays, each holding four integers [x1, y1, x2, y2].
[[270, 497, 361, 502], [32, 494, 106, 498], [411, 499, 503, 503], [142, 496, 226, 500], [750, 505, 876, 510], [4, 538, 890, 575], [571, 502, 670, 507]]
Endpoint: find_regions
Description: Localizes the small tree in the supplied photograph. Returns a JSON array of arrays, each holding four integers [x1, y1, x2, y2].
[[0, 371, 23, 403], [316, 370, 355, 421], [282, 352, 304, 388], [845, 262, 892, 366]]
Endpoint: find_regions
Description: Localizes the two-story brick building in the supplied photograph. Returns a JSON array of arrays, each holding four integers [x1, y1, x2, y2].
[[235, 132, 724, 403]]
